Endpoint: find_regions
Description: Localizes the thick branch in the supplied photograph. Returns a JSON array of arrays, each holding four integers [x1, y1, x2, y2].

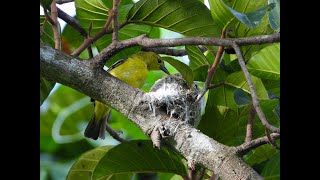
[[41, 43, 263, 180], [236, 133, 280, 156], [142, 47, 206, 56], [92, 33, 280, 66], [232, 43, 280, 134]]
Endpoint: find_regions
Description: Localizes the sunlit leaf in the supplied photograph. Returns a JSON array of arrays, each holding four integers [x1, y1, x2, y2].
[[162, 57, 194, 87], [247, 43, 280, 80], [127, 0, 221, 37]]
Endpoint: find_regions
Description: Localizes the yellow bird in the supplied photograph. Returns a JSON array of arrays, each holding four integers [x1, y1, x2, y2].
[[84, 51, 170, 140]]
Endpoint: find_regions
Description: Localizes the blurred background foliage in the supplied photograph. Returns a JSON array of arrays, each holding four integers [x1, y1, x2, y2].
[[40, 0, 279, 179]]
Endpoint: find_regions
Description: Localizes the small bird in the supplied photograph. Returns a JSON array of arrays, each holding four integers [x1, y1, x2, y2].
[[84, 51, 170, 140]]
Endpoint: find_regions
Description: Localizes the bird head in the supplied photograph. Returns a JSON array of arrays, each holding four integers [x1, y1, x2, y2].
[[135, 51, 170, 75]]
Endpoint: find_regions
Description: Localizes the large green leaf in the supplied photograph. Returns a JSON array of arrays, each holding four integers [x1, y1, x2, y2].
[[263, 79, 280, 97], [244, 144, 279, 167], [162, 57, 194, 87], [268, 0, 280, 31], [261, 152, 280, 179], [67, 140, 187, 180], [247, 43, 280, 80], [221, 1, 275, 29], [40, 76, 56, 106], [225, 71, 269, 100], [127, 0, 221, 37], [75, 1, 157, 64], [209, 0, 274, 60]]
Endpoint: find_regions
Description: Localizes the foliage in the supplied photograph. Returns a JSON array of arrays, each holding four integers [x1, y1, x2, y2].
[[40, 0, 280, 179]]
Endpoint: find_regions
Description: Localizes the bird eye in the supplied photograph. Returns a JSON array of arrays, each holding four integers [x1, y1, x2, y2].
[[157, 59, 162, 63]]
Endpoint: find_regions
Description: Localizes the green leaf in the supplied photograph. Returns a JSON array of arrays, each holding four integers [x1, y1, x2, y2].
[[40, 15, 55, 48], [268, 0, 280, 31], [221, 1, 275, 29], [186, 46, 209, 71], [67, 146, 114, 180], [67, 140, 187, 180], [40, 76, 56, 105], [263, 79, 280, 97], [61, 17, 85, 53], [162, 57, 194, 87], [210, 85, 239, 112], [247, 43, 280, 80], [225, 71, 269, 100], [209, 0, 275, 60], [261, 152, 280, 179], [40, 0, 52, 9], [75, 1, 156, 65], [244, 145, 279, 166], [127, 0, 221, 37]]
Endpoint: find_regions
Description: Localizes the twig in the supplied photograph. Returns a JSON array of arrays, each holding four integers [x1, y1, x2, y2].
[[71, 9, 126, 57], [91, 33, 280, 68], [112, 0, 120, 42], [56, 7, 87, 37], [245, 105, 256, 143], [232, 43, 280, 133], [105, 123, 127, 142], [265, 127, 280, 150], [56, 0, 74, 4], [197, 168, 206, 180], [51, 0, 60, 50], [196, 29, 226, 102], [43, 8, 55, 25], [207, 82, 225, 89], [142, 47, 206, 56], [236, 133, 280, 156]]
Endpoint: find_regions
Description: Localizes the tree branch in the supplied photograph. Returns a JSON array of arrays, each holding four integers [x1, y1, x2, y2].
[[232, 43, 280, 134], [236, 133, 280, 156], [142, 47, 206, 56], [50, 0, 60, 50], [56, 7, 87, 37], [92, 33, 280, 67], [41, 43, 264, 180]]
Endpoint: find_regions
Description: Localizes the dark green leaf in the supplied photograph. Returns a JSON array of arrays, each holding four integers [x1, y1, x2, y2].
[[244, 145, 279, 166], [162, 57, 194, 87], [263, 79, 280, 97], [67, 146, 114, 180], [268, 0, 280, 31], [127, 0, 221, 37], [261, 152, 280, 179], [40, 0, 52, 9], [221, 1, 275, 29], [40, 76, 56, 106], [247, 43, 280, 80], [67, 140, 187, 180], [225, 71, 269, 100], [61, 17, 85, 54]]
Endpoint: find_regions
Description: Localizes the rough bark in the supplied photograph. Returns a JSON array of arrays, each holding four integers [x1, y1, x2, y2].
[[40, 43, 263, 180]]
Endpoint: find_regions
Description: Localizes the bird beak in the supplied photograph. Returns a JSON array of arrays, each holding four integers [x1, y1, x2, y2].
[[160, 65, 170, 75]]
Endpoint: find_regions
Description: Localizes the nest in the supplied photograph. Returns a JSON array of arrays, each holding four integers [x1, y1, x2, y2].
[[147, 74, 204, 127]]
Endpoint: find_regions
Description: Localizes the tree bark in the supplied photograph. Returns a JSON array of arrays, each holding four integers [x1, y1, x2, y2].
[[40, 42, 263, 180]]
